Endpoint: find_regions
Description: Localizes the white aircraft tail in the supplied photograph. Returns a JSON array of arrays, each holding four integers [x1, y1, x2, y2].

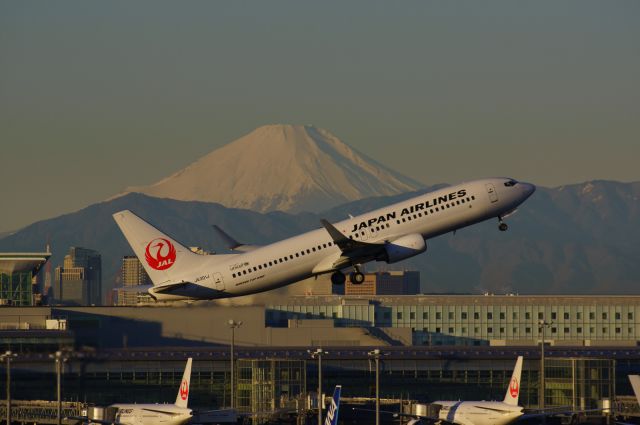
[[629, 375, 640, 404], [113, 210, 208, 286], [175, 358, 192, 408], [503, 356, 523, 406]]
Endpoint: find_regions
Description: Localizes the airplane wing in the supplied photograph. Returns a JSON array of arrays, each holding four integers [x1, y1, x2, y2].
[[319, 219, 386, 269], [212, 225, 260, 253]]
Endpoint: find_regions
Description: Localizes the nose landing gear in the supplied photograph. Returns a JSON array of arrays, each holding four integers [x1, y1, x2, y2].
[[498, 217, 509, 232]]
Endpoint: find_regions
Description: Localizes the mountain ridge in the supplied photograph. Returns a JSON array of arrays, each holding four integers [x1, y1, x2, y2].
[[1, 179, 639, 299]]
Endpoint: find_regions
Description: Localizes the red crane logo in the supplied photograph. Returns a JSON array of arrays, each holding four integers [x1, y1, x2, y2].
[[509, 377, 519, 398], [145, 238, 177, 270], [180, 380, 189, 400]]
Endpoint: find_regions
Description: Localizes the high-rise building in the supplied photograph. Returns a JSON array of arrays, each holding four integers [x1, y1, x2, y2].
[[116, 256, 153, 306], [344, 271, 420, 295], [54, 247, 101, 305]]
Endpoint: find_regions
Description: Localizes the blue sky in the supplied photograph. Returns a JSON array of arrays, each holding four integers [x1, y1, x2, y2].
[[1, 1, 639, 232]]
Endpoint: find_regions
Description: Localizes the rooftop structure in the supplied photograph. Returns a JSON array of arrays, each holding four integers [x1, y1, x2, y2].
[[0, 252, 50, 306]]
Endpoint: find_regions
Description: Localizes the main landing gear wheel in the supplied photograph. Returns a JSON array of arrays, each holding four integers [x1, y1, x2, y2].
[[330, 271, 346, 285], [498, 216, 508, 232], [349, 271, 365, 284]]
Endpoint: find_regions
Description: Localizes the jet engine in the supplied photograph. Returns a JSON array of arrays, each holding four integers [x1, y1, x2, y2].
[[381, 234, 426, 263]]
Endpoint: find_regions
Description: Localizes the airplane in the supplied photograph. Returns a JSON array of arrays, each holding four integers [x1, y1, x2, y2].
[[113, 177, 535, 301], [324, 385, 342, 425], [68, 358, 194, 425], [429, 356, 525, 425], [365, 357, 525, 425]]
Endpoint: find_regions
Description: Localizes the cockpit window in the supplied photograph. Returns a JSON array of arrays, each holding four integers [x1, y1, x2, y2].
[[504, 179, 518, 187]]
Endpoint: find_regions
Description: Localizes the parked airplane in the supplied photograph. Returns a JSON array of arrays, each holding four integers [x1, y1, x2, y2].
[[378, 357, 525, 425], [429, 356, 525, 425], [69, 358, 194, 425], [324, 385, 342, 425], [113, 177, 535, 301]]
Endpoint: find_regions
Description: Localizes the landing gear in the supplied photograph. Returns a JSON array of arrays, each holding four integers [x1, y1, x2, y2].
[[498, 216, 508, 232], [330, 271, 346, 285], [349, 271, 365, 284]]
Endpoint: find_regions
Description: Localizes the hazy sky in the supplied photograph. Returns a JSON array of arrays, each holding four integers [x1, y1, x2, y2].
[[1, 1, 639, 233]]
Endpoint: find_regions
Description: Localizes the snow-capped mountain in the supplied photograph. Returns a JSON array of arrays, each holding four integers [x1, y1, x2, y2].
[[125, 124, 424, 212]]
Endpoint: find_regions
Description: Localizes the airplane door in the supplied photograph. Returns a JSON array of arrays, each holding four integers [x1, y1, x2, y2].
[[485, 183, 498, 203], [213, 273, 225, 291]]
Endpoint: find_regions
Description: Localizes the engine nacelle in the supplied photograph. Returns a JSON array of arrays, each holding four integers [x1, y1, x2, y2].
[[382, 233, 427, 263]]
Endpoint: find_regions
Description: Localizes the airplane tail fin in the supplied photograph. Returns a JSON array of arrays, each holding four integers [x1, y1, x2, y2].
[[113, 210, 205, 286], [324, 385, 342, 425], [175, 358, 192, 408], [629, 375, 640, 404], [503, 356, 523, 406]]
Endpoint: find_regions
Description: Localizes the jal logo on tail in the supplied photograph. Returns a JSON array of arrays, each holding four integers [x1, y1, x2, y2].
[[179, 380, 189, 400], [509, 377, 519, 398], [145, 238, 177, 270]]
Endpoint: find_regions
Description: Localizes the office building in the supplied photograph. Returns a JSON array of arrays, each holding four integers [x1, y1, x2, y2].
[[345, 271, 420, 295], [54, 247, 101, 305], [116, 256, 153, 306]]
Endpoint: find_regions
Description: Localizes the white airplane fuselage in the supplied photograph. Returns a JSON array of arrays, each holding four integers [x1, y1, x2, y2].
[[109, 403, 192, 425], [121, 177, 535, 300], [435, 400, 524, 425]]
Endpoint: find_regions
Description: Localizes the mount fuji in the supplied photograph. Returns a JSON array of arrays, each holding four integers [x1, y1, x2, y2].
[[125, 124, 424, 213]]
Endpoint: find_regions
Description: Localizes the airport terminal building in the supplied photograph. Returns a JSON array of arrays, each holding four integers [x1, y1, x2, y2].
[[3, 293, 640, 419]]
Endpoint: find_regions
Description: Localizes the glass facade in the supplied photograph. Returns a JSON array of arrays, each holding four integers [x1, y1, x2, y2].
[[267, 296, 640, 345], [0, 270, 33, 306], [545, 358, 614, 410]]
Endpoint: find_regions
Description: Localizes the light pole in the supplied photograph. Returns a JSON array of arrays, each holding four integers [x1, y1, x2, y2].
[[368, 349, 383, 425], [49, 350, 69, 425], [1, 351, 16, 425], [227, 319, 242, 409], [538, 320, 553, 410], [308, 348, 328, 425]]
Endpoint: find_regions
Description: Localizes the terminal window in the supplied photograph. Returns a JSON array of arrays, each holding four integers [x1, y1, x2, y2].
[[538, 312, 544, 320], [526, 327, 531, 333], [603, 313, 608, 319], [525, 312, 531, 319], [616, 312, 621, 320], [410, 312, 415, 320], [551, 312, 557, 320], [423, 312, 428, 319], [474, 312, 480, 320], [448, 312, 454, 320], [616, 327, 621, 334], [564, 313, 569, 320], [487, 313, 493, 320], [500, 312, 505, 320], [629, 313, 634, 320], [461, 312, 467, 320], [577, 327, 582, 333], [436, 312, 441, 320], [577, 312, 582, 319], [590, 312, 595, 320]]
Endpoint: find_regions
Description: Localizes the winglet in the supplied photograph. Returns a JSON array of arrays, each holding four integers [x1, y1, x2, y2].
[[503, 356, 523, 406], [324, 385, 342, 425], [320, 219, 351, 251]]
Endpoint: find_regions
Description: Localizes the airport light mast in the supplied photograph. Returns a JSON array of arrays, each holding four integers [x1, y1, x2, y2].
[[309, 348, 328, 425], [368, 349, 386, 425], [50, 350, 70, 425], [1, 351, 16, 425], [538, 320, 553, 410], [228, 319, 243, 409]]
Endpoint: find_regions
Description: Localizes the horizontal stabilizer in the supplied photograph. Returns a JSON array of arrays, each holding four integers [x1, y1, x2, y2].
[[212, 225, 260, 252]]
